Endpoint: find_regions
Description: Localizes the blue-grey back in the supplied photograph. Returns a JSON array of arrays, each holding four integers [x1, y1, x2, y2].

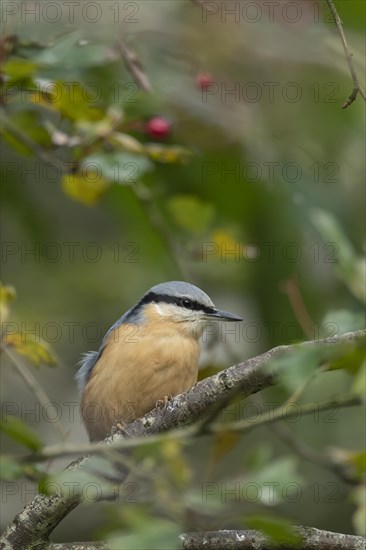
[[76, 306, 138, 393]]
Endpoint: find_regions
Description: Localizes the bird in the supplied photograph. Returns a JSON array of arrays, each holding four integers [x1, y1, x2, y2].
[[76, 281, 242, 441]]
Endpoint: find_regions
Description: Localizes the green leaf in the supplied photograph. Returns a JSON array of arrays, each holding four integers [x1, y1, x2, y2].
[[310, 208, 366, 304], [269, 347, 321, 394], [34, 32, 117, 69], [7, 111, 51, 148], [0, 129, 34, 157], [82, 153, 153, 186], [0, 416, 42, 451], [270, 338, 365, 390], [249, 456, 304, 505], [0, 457, 23, 480], [183, 487, 226, 515], [327, 346, 365, 375], [322, 310, 365, 335], [168, 195, 215, 235], [245, 514, 302, 546]]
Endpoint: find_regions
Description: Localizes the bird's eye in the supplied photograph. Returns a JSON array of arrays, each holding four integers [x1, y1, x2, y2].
[[181, 298, 193, 309]]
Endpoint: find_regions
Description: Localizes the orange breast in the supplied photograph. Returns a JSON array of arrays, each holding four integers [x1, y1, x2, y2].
[[80, 319, 200, 441]]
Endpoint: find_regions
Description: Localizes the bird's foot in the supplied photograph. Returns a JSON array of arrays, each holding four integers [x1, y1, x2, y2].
[[155, 394, 173, 412], [110, 421, 131, 439]]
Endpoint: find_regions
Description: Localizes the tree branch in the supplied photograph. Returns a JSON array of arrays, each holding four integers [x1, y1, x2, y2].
[[1, 330, 364, 550], [325, 0, 366, 108], [180, 527, 366, 550], [18, 395, 361, 465], [49, 544, 107, 550]]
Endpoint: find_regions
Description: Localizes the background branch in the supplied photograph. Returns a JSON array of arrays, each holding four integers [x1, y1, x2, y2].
[[116, 38, 152, 92], [19, 395, 361, 465], [2, 345, 67, 441], [325, 0, 366, 108], [180, 527, 366, 550]]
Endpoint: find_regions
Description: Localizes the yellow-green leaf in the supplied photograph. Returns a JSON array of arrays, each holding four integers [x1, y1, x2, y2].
[[5, 333, 57, 367], [0, 282, 16, 322], [211, 430, 240, 462], [32, 81, 103, 121], [168, 195, 215, 234], [245, 515, 302, 546], [62, 172, 110, 205], [146, 144, 192, 164], [160, 440, 191, 488], [3, 58, 37, 82], [109, 132, 145, 154]]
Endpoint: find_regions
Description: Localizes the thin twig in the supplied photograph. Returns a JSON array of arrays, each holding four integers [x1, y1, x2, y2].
[[0, 110, 68, 169], [134, 184, 191, 279], [280, 277, 314, 339], [325, 0, 366, 108], [2, 345, 67, 441], [269, 421, 360, 485], [18, 395, 361, 464]]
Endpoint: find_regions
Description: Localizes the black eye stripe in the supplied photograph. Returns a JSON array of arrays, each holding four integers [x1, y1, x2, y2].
[[137, 292, 215, 314]]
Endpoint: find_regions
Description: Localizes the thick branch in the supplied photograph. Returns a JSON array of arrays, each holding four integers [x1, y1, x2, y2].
[[180, 528, 366, 550], [1, 330, 364, 550]]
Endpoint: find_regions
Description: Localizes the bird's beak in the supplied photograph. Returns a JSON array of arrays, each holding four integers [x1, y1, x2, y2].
[[206, 308, 243, 322]]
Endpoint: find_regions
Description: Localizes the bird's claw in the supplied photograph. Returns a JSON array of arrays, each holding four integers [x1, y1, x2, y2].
[[110, 421, 131, 439], [156, 394, 173, 411]]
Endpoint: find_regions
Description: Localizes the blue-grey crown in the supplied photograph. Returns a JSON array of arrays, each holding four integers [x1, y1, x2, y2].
[[138, 281, 216, 313], [147, 281, 214, 308]]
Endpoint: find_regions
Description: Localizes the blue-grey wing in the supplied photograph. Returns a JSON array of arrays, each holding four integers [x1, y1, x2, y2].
[[75, 306, 138, 393], [76, 351, 100, 394]]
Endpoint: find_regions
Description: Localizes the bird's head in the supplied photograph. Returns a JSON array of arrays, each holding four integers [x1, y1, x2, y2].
[[132, 281, 242, 338]]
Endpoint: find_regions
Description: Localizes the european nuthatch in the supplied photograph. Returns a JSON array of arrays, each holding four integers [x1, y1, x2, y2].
[[77, 281, 242, 441]]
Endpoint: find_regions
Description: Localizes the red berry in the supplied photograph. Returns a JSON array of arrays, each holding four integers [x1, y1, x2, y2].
[[146, 117, 171, 139], [196, 72, 214, 90]]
